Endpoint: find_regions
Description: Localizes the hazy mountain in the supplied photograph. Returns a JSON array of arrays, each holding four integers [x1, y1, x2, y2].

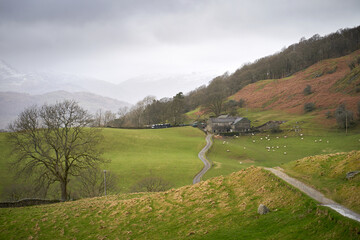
[[0, 60, 216, 104], [0, 91, 131, 130]]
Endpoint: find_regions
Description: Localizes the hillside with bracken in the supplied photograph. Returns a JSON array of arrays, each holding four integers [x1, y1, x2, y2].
[[232, 50, 360, 126]]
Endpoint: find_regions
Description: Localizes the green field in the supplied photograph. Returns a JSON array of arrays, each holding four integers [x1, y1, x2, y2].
[[101, 127, 205, 192], [1, 167, 359, 240], [204, 132, 360, 180], [0, 127, 206, 199]]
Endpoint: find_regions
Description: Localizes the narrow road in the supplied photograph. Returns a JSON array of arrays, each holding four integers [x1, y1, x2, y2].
[[193, 133, 213, 184], [264, 167, 360, 223]]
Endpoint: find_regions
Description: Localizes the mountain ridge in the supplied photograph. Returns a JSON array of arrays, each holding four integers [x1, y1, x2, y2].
[[0, 90, 131, 129]]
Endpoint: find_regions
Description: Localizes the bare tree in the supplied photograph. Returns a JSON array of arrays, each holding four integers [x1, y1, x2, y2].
[[74, 167, 119, 198], [94, 109, 103, 127], [131, 176, 172, 193], [103, 110, 116, 127], [8, 100, 105, 201]]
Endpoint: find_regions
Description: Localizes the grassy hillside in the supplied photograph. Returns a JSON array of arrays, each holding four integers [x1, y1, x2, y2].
[[101, 127, 205, 192], [283, 151, 360, 214], [1, 167, 359, 240], [0, 127, 205, 199], [204, 132, 360, 180], [232, 50, 360, 128]]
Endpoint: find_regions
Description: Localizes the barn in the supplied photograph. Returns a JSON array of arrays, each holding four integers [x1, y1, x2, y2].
[[206, 115, 251, 133]]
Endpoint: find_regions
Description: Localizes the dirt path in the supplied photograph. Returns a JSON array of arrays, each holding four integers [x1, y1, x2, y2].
[[193, 134, 212, 184], [264, 167, 360, 223]]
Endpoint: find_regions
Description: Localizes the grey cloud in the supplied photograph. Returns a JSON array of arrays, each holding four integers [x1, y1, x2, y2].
[[0, 0, 359, 82]]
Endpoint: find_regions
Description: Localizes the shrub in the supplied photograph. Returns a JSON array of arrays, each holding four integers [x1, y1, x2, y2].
[[131, 176, 172, 193], [270, 125, 282, 133], [348, 61, 356, 70], [304, 102, 316, 112], [325, 111, 332, 119], [334, 104, 354, 128], [303, 85, 312, 95]]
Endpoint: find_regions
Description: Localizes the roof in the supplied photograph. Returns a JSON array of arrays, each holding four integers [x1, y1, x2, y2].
[[209, 116, 250, 124]]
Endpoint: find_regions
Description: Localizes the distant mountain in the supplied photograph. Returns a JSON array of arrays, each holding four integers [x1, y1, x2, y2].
[[0, 91, 131, 129], [0, 60, 216, 104]]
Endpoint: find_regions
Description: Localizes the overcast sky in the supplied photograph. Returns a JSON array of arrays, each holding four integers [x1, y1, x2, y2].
[[1, 0, 359, 83]]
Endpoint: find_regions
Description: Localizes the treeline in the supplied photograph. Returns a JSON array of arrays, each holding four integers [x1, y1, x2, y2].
[[187, 26, 360, 106], [112, 26, 360, 127]]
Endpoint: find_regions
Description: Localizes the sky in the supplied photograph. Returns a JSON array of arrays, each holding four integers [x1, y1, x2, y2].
[[0, 0, 360, 84]]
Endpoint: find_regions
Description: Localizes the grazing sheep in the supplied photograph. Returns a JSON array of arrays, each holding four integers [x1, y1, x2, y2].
[[284, 152, 287, 155]]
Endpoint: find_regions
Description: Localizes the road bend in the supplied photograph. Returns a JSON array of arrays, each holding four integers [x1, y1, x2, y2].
[[193, 133, 213, 184]]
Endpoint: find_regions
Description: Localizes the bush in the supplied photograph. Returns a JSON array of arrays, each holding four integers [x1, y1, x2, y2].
[[270, 126, 282, 133], [325, 111, 332, 119], [303, 85, 312, 95], [348, 61, 356, 70], [304, 102, 316, 112], [334, 104, 354, 128], [131, 176, 172, 193]]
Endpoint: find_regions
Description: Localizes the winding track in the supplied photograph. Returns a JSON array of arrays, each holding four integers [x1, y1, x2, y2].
[[193, 134, 212, 184], [265, 167, 360, 223]]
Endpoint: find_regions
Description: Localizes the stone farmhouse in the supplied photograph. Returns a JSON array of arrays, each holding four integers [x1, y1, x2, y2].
[[206, 115, 251, 133]]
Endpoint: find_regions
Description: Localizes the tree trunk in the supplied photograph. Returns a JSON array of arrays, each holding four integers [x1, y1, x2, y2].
[[60, 180, 67, 201]]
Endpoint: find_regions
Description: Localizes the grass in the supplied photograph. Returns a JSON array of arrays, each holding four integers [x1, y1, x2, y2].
[[0, 127, 206, 199], [101, 127, 206, 192], [204, 131, 360, 180], [0, 167, 359, 240], [283, 151, 360, 214]]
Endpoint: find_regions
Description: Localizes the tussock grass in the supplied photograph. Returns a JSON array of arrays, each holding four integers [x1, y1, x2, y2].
[[283, 151, 360, 213], [1, 167, 359, 239]]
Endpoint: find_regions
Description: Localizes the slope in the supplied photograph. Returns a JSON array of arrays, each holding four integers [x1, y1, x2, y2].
[[1, 167, 359, 239], [283, 151, 360, 214], [0, 127, 205, 200], [233, 50, 360, 127]]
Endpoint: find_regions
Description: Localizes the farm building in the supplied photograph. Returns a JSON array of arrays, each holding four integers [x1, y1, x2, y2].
[[206, 115, 251, 133], [256, 121, 285, 132]]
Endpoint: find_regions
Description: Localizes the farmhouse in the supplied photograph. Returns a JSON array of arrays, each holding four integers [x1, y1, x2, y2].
[[207, 115, 251, 133]]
